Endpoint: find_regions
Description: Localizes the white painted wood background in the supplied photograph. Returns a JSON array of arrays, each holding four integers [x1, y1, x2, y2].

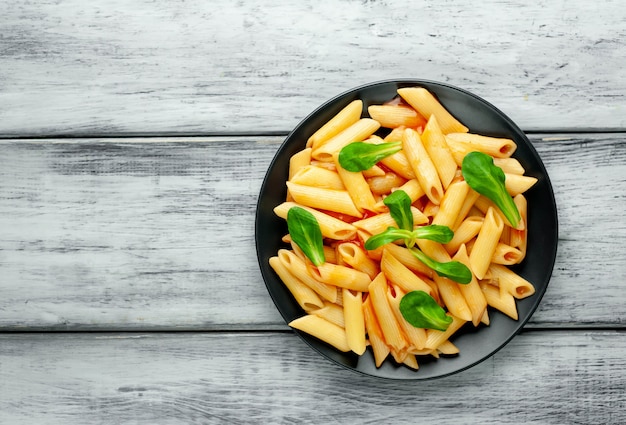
[[1, 0, 625, 136], [0, 1, 625, 423]]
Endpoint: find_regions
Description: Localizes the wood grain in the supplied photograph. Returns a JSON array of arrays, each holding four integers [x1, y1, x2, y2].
[[2, 1, 624, 420], [0, 137, 284, 329], [0, 134, 624, 330], [0, 331, 624, 424], [0, 0, 625, 136]]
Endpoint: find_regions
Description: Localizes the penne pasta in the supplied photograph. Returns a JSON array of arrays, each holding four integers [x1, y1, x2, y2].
[[398, 87, 469, 134], [451, 188, 481, 230], [374, 178, 426, 211], [375, 128, 419, 180], [312, 118, 381, 162], [445, 215, 484, 255], [500, 222, 511, 246], [494, 157, 525, 175], [287, 147, 313, 201], [491, 243, 524, 265], [403, 127, 444, 205], [290, 165, 345, 190], [422, 199, 439, 220], [421, 115, 458, 189], [382, 243, 434, 278], [381, 248, 433, 295], [313, 262, 372, 292], [479, 282, 518, 320], [289, 148, 312, 180], [416, 239, 452, 263], [307, 100, 363, 149], [474, 195, 520, 230], [274, 202, 356, 240], [367, 172, 407, 195], [362, 163, 386, 178], [368, 273, 407, 352], [509, 194, 528, 259], [363, 296, 391, 367], [401, 353, 420, 370], [424, 315, 467, 350], [395, 178, 426, 202], [480, 309, 491, 326], [367, 104, 427, 129], [469, 207, 505, 279], [504, 173, 538, 196], [289, 315, 351, 352], [342, 289, 367, 355], [269, 256, 324, 312], [323, 245, 338, 265], [436, 340, 460, 355], [453, 244, 488, 326], [432, 180, 470, 228], [286, 182, 362, 218], [434, 274, 473, 322], [334, 153, 379, 213], [445, 132, 517, 158], [337, 242, 380, 279], [353, 207, 428, 236], [311, 302, 345, 328], [277, 249, 338, 303], [387, 284, 427, 351], [487, 263, 535, 299]]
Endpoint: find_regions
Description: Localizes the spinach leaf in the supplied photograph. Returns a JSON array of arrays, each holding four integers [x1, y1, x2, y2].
[[364, 189, 455, 251], [383, 189, 413, 231], [338, 141, 402, 172], [364, 227, 414, 251], [413, 224, 454, 244], [399, 290, 453, 331], [461, 151, 521, 227], [364, 225, 455, 251], [287, 207, 325, 266], [410, 248, 472, 284]]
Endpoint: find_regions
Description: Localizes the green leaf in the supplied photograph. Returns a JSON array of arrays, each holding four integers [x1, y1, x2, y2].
[[461, 151, 521, 227], [399, 290, 453, 331], [410, 248, 473, 284], [363, 225, 456, 251], [365, 193, 456, 250], [412, 224, 454, 244], [364, 227, 414, 251], [383, 189, 414, 231], [287, 207, 325, 266], [338, 141, 402, 172]]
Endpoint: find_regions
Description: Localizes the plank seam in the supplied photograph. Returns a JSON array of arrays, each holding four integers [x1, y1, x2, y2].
[[0, 129, 625, 140], [0, 326, 624, 335]]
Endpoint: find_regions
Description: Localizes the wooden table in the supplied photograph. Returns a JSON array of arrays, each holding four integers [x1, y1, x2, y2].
[[1, 1, 625, 423]]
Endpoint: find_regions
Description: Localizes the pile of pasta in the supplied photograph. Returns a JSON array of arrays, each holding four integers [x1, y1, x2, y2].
[[269, 86, 538, 370]]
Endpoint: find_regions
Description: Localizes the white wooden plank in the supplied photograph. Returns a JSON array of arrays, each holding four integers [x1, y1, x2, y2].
[[531, 134, 626, 326], [0, 331, 624, 424], [0, 134, 624, 329], [0, 137, 285, 329], [0, 0, 625, 135]]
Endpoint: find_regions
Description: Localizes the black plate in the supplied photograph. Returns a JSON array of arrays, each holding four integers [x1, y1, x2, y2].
[[255, 79, 558, 380]]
